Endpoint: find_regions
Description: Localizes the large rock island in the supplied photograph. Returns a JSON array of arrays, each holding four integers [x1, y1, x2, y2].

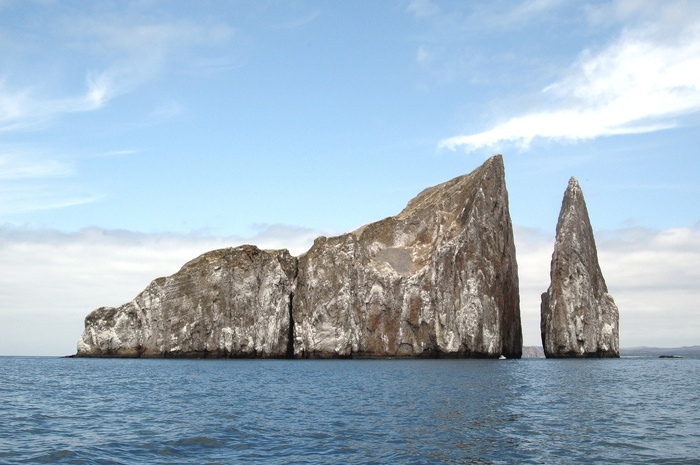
[[540, 177, 619, 358], [76, 155, 522, 358]]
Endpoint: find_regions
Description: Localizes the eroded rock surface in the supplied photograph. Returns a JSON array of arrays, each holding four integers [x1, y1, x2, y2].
[[77, 155, 522, 358], [540, 177, 619, 358], [293, 155, 522, 358], [77, 245, 297, 357]]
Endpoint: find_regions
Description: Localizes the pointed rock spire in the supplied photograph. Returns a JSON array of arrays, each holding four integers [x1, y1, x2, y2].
[[540, 177, 619, 358]]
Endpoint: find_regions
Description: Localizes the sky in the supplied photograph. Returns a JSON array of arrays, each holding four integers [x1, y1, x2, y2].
[[1, 0, 698, 356]]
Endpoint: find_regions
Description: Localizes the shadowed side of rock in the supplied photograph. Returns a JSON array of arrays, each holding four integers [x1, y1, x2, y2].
[[293, 154, 522, 358], [77, 245, 297, 358], [540, 177, 619, 358]]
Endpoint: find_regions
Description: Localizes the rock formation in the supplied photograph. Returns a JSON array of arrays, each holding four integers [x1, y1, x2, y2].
[[77, 154, 522, 358], [521, 346, 545, 358], [540, 177, 619, 358], [77, 246, 297, 357], [293, 155, 521, 358]]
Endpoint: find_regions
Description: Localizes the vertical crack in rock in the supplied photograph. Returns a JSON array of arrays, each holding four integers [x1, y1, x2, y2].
[[76, 155, 522, 359], [286, 292, 295, 359], [540, 177, 620, 358]]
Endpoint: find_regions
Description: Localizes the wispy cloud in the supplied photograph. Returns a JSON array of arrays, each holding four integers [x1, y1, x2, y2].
[[0, 183, 102, 216], [0, 146, 105, 214], [407, 0, 569, 87], [67, 15, 236, 85], [439, 2, 700, 152], [0, 152, 73, 180], [0, 4, 241, 216], [268, 10, 321, 30], [502, 0, 566, 25], [0, 5, 237, 133], [84, 71, 114, 109], [0, 68, 122, 133]]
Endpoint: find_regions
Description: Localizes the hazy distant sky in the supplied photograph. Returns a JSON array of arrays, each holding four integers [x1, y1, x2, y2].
[[1, 0, 698, 355]]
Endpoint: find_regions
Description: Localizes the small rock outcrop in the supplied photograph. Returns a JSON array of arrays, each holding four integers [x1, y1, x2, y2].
[[77, 155, 522, 358], [521, 346, 545, 358], [540, 177, 619, 358]]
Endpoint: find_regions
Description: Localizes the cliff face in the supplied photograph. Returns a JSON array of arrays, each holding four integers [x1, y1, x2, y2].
[[293, 155, 521, 358], [77, 246, 297, 357], [77, 155, 522, 358], [540, 177, 619, 358]]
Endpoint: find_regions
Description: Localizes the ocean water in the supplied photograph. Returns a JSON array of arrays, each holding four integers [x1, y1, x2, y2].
[[1, 357, 698, 464]]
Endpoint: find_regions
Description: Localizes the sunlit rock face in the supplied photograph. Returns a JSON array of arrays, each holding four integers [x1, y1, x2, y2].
[[540, 177, 619, 358], [293, 155, 522, 358], [77, 246, 297, 358], [77, 155, 522, 359]]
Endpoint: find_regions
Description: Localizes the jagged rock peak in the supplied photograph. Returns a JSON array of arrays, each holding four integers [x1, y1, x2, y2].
[[540, 176, 619, 358], [76, 154, 522, 359], [293, 154, 522, 358]]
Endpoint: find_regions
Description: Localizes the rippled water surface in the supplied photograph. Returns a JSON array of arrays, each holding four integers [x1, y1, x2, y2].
[[1, 357, 699, 464]]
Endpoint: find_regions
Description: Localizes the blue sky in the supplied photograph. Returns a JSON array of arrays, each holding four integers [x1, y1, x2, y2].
[[1, 0, 699, 355]]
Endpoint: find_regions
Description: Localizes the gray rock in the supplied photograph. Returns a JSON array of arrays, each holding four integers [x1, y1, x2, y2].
[[76, 155, 522, 358], [293, 154, 522, 358], [540, 177, 619, 358], [521, 346, 545, 358], [77, 245, 297, 357]]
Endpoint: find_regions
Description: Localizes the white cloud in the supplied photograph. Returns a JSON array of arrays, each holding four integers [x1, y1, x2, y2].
[[0, 76, 112, 133], [440, 2, 700, 152], [0, 225, 322, 356], [84, 71, 114, 108], [598, 225, 700, 347]]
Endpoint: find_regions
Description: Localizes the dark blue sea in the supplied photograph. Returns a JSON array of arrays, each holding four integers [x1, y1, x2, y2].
[[1, 357, 698, 464]]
